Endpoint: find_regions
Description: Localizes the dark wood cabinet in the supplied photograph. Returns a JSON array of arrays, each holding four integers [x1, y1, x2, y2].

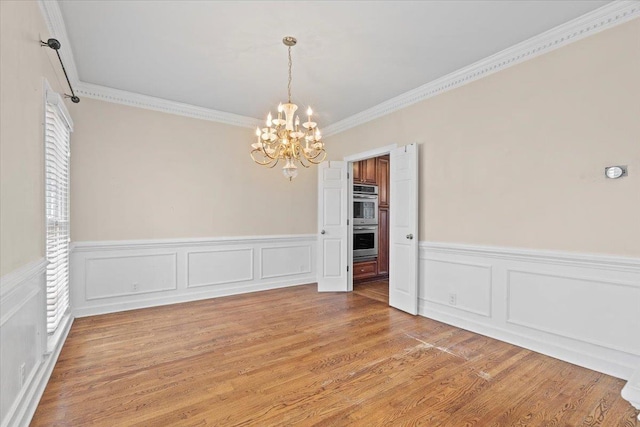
[[377, 208, 389, 276], [353, 157, 377, 184], [352, 160, 362, 183], [362, 158, 377, 184], [353, 259, 378, 281], [377, 155, 389, 208]]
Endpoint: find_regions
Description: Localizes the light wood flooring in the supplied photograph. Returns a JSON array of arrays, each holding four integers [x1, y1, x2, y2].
[[32, 284, 637, 426], [353, 279, 389, 305]]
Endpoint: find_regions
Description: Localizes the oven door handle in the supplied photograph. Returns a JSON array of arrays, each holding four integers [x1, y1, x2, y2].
[[354, 226, 378, 231], [354, 195, 378, 199]]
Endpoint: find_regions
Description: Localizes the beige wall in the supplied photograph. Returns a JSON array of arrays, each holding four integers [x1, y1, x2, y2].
[[0, 1, 70, 276], [68, 98, 317, 241], [326, 20, 640, 257]]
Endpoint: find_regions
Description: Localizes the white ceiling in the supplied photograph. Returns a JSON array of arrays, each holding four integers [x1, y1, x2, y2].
[[58, 0, 611, 126]]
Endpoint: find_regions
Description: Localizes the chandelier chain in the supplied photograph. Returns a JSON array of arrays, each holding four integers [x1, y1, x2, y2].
[[287, 46, 292, 103]]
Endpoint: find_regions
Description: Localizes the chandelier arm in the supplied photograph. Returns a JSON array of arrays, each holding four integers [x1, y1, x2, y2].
[[306, 150, 327, 164], [260, 141, 280, 161], [298, 143, 325, 163], [251, 154, 277, 167], [251, 148, 279, 165]]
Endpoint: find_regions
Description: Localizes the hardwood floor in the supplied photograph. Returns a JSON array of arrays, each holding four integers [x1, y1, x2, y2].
[[32, 284, 637, 426], [353, 279, 389, 304]]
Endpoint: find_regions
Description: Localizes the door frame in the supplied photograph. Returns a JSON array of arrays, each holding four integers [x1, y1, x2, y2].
[[343, 144, 398, 292]]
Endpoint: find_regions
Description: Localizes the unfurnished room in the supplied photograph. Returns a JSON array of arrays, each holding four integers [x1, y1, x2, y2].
[[1, 1, 639, 426]]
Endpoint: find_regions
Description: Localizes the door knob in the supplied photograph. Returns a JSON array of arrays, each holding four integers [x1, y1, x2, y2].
[[406, 233, 413, 240], [321, 230, 326, 235]]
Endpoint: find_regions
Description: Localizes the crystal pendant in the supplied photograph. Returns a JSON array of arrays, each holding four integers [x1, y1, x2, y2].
[[282, 158, 298, 180]]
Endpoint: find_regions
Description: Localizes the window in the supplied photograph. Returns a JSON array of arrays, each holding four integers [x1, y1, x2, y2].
[[44, 82, 73, 349]]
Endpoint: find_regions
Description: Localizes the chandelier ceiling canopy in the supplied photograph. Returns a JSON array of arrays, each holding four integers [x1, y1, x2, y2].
[[250, 36, 326, 180]]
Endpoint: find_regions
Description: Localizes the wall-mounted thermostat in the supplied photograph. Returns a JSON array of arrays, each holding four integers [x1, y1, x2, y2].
[[605, 165, 627, 179]]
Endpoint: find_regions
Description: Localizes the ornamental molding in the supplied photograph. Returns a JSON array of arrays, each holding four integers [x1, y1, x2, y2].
[[39, 1, 640, 133]]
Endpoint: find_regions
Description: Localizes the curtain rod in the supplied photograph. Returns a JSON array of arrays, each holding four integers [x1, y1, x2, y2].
[[40, 38, 80, 103]]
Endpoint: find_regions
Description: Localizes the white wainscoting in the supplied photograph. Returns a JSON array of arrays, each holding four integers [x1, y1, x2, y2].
[[71, 235, 317, 317], [0, 259, 72, 427], [418, 242, 640, 380]]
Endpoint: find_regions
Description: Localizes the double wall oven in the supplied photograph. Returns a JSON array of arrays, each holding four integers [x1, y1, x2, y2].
[[353, 185, 378, 260]]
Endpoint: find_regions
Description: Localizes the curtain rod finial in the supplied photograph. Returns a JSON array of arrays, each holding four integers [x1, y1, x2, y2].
[[41, 38, 61, 50]]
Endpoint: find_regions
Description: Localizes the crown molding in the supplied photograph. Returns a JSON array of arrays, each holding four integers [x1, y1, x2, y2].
[[75, 82, 263, 128], [39, 1, 639, 133], [38, 0, 80, 85], [37, 0, 262, 129], [323, 1, 640, 137]]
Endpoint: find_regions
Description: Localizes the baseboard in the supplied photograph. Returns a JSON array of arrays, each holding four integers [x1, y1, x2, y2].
[[6, 315, 73, 427], [622, 365, 640, 420], [71, 234, 317, 317], [1, 259, 71, 427], [418, 242, 640, 380], [73, 277, 314, 318]]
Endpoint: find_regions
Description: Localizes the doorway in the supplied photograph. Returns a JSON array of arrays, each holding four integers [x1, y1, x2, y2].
[[351, 154, 390, 304], [317, 143, 419, 315]]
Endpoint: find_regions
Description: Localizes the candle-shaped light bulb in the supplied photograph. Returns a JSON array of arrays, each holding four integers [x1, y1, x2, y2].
[[307, 107, 313, 117], [295, 116, 300, 129], [255, 127, 261, 137], [315, 129, 321, 140], [278, 103, 283, 113], [266, 112, 272, 127]]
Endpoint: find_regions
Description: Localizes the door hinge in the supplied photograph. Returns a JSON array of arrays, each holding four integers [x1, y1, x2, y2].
[[347, 219, 349, 225], [347, 172, 350, 179], [347, 265, 349, 272]]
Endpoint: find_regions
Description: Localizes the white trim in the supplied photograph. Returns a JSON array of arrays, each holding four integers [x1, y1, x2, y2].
[[5, 314, 73, 427], [419, 302, 636, 380], [73, 277, 311, 318], [38, 0, 80, 86], [343, 144, 398, 162], [421, 257, 493, 318], [323, 1, 640, 136], [421, 241, 640, 272], [260, 245, 313, 279], [44, 79, 73, 130], [75, 82, 262, 129], [71, 234, 316, 252], [419, 241, 640, 380], [38, 1, 640, 134], [621, 367, 640, 420], [0, 260, 73, 427], [71, 234, 317, 317], [186, 248, 254, 288], [0, 259, 47, 298]]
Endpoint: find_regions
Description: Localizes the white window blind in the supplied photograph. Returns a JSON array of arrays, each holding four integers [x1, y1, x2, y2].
[[45, 87, 73, 336]]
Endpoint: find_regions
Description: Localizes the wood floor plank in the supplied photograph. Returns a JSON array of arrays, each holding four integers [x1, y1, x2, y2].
[[31, 284, 638, 426]]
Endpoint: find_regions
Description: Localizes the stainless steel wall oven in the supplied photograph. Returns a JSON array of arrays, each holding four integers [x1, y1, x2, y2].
[[353, 225, 378, 259], [353, 185, 378, 225]]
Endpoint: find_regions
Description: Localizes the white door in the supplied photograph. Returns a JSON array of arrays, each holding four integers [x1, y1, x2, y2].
[[389, 144, 419, 314], [317, 161, 348, 292]]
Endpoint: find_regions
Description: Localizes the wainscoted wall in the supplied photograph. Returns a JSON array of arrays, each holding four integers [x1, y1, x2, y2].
[[0, 259, 71, 427], [419, 242, 640, 380], [71, 235, 317, 317]]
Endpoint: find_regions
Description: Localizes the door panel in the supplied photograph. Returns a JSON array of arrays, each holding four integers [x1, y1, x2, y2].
[[389, 144, 418, 314], [317, 161, 348, 292]]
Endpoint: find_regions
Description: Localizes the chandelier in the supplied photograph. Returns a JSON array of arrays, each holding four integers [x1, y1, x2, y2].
[[251, 36, 326, 180]]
